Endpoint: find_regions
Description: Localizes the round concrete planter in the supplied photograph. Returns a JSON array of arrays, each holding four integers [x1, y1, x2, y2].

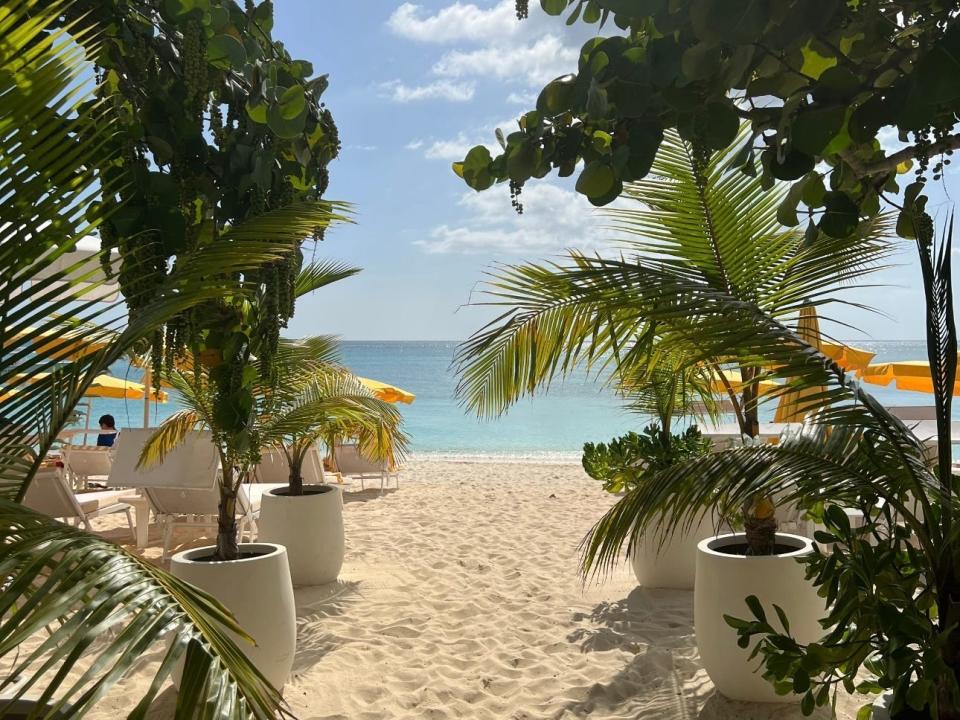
[[695, 532, 823, 703], [170, 543, 296, 690], [630, 513, 717, 590], [258, 485, 344, 586]]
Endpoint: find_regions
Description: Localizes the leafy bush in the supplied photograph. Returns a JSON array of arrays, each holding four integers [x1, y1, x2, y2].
[[582, 424, 711, 494]]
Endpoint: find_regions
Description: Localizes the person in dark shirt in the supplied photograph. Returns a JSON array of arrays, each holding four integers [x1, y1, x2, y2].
[[96, 414, 118, 447]]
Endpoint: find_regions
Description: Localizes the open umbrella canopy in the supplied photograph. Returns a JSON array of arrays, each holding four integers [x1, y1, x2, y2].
[[86, 374, 168, 401], [1, 372, 167, 402], [710, 368, 780, 396], [862, 357, 960, 395], [821, 342, 875, 374], [357, 377, 415, 404], [775, 306, 826, 423]]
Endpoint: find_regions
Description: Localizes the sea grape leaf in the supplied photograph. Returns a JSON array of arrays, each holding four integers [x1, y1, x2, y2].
[[576, 160, 615, 197], [206, 34, 246, 70]]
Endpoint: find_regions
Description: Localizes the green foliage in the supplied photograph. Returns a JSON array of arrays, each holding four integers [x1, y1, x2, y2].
[[577, 219, 956, 715], [726, 487, 950, 719], [139, 259, 358, 558], [0, 0, 322, 714], [54, 0, 346, 549], [456, 130, 892, 557], [582, 424, 710, 493], [144, 332, 408, 497], [480, 1, 955, 240]]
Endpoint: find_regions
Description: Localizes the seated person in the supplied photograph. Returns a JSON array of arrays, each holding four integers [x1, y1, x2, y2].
[[96, 414, 118, 447]]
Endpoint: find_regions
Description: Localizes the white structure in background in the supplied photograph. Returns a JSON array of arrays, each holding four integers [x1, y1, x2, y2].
[[26, 235, 120, 302]]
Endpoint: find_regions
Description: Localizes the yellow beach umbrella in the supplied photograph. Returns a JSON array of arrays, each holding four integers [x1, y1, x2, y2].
[[821, 342, 875, 374], [710, 368, 780, 396], [1, 372, 167, 403], [86, 374, 168, 402], [862, 357, 960, 395], [775, 306, 826, 422], [357, 377, 415, 404]]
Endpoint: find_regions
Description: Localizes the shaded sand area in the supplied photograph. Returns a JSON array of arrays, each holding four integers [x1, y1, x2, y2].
[[69, 461, 864, 719]]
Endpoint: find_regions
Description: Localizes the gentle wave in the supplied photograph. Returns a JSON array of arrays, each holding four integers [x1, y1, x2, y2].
[[409, 450, 584, 465]]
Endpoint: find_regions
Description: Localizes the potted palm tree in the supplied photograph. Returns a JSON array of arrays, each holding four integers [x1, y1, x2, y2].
[[257, 368, 406, 584], [454, 130, 894, 702], [140, 265, 359, 688], [582, 362, 716, 589]]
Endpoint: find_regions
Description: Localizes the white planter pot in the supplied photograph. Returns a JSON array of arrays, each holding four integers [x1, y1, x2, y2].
[[258, 485, 344, 586], [695, 532, 823, 703], [170, 543, 296, 690], [630, 513, 717, 590]]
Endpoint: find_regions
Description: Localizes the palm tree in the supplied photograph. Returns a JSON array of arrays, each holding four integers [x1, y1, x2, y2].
[[454, 129, 894, 555], [0, 2, 345, 714], [574, 226, 956, 717], [143, 332, 408, 497]]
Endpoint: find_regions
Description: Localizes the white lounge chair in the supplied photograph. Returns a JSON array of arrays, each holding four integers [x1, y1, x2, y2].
[[887, 405, 937, 422], [23, 466, 134, 539], [254, 445, 326, 485], [334, 442, 399, 492], [109, 429, 280, 560], [62, 444, 114, 489]]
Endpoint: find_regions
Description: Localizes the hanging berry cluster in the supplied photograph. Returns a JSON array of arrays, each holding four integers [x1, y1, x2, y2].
[[509, 179, 524, 215]]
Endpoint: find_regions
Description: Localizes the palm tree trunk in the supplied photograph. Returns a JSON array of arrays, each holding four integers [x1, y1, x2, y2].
[[289, 460, 303, 496], [739, 367, 775, 555], [215, 466, 240, 560]]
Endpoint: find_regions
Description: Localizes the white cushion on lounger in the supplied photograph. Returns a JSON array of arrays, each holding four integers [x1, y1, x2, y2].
[[74, 489, 130, 513]]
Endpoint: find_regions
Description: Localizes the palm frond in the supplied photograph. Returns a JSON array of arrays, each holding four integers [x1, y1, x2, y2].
[[137, 409, 206, 469], [294, 260, 361, 298], [0, 502, 291, 719], [0, 2, 345, 715], [454, 128, 895, 419]]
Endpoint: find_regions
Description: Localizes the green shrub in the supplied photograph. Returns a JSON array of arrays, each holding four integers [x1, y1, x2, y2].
[[582, 423, 711, 494]]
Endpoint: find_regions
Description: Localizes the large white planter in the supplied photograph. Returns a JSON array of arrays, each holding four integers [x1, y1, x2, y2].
[[695, 532, 823, 703], [630, 513, 717, 590], [170, 543, 296, 690], [258, 485, 344, 586]]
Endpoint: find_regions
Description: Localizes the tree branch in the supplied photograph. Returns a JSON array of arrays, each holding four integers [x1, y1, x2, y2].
[[841, 134, 960, 178]]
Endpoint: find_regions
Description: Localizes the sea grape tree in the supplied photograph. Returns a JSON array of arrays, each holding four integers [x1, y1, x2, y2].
[[456, 0, 955, 242], [60, 0, 345, 559]]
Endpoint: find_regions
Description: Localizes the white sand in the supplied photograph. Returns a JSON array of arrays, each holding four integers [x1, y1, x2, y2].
[[55, 461, 863, 718]]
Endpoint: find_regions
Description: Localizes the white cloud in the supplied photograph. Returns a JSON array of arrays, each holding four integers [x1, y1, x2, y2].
[[877, 126, 909, 156], [432, 35, 577, 86], [506, 91, 536, 105], [387, 1, 520, 43], [416, 183, 628, 255], [384, 1, 580, 97], [380, 79, 475, 103], [422, 134, 474, 160], [408, 116, 520, 161]]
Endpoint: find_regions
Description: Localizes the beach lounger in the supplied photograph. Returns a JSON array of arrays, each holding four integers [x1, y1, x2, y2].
[[334, 442, 399, 491], [23, 466, 134, 539], [255, 444, 326, 485], [62, 444, 114, 489], [887, 405, 937, 421], [109, 429, 278, 559]]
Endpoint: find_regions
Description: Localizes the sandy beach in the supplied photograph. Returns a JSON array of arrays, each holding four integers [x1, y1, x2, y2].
[[49, 460, 864, 719]]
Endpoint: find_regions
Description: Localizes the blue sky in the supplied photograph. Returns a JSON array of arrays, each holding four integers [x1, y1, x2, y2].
[[277, 0, 958, 343]]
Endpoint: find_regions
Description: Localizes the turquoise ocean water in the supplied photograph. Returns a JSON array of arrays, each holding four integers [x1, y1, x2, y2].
[[83, 340, 943, 461]]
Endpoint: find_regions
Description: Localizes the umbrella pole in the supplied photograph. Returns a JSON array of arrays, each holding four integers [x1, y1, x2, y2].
[[82, 399, 91, 444], [143, 366, 151, 429]]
